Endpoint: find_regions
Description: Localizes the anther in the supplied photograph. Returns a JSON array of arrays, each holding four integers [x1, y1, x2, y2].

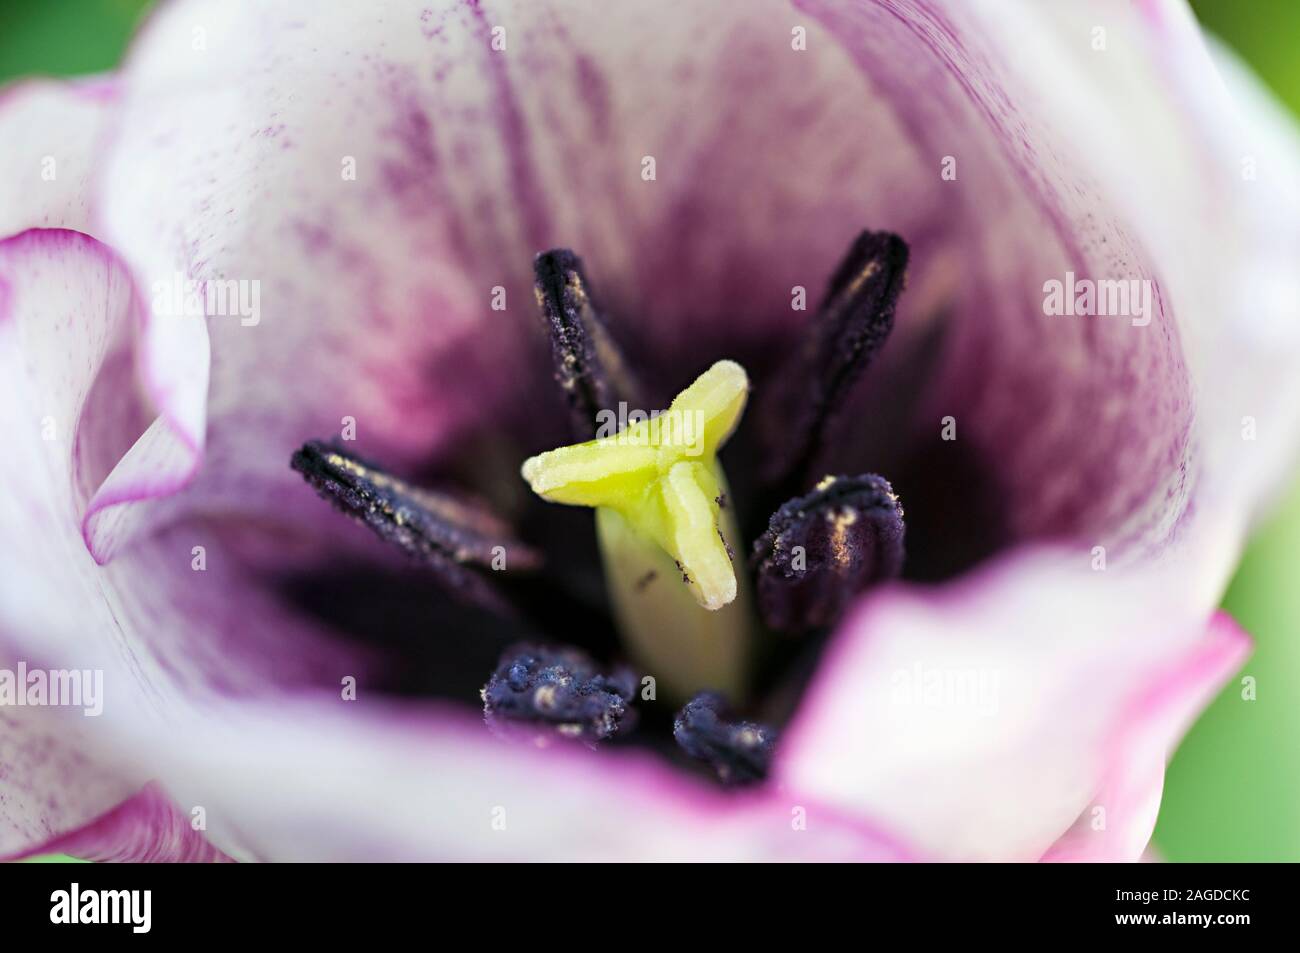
[[534, 248, 641, 440], [752, 473, 905, 632], [291, 441, 539, 611], [761, 231, 909, 488], [673, 692, 775, 786], [482, 644, 637, 747]]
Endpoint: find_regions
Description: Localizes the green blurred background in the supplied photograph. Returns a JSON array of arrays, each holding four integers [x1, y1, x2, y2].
[[0, 0, 1296, 862]]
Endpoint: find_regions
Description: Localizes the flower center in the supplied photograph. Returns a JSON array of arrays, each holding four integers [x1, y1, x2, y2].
[[290, 229, 912, 786]]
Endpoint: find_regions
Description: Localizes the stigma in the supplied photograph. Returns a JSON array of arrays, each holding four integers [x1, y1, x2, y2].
[[520, 359, 750, 612]]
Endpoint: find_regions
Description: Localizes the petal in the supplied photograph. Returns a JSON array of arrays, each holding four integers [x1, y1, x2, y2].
[[0, 214, 204, 566], [790, 0, 1300, 574], [0, 78, 115, 238], [790, 0, 1192, 557], [96, 0, 543, 550], [980, 0, 1300, 527], [93, 0, 941, 538], [0, 229, 383, 851], [775, 547, 1248, 861], [0, 228, 175, 569], [0, 229, 366, 697], [135, 698, 914, 862], [0, 706, 138, 859], [771, 4, 1296, 862], [1180, 34, 1300, 519], [1042, 612, 1250, 863], [94, 0, 1300, 565], [8, 783, 232, 863]]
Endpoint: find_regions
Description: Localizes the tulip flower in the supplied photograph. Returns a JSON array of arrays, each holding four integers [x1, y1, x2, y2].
[[1, 0, 1297, 862]]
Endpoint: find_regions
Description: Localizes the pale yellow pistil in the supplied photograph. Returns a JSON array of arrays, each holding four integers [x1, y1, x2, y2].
[[521, 360, 754, 698]]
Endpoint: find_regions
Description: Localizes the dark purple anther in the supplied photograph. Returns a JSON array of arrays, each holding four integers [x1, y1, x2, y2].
[[533, 248, 641, 440], [291, 440, 539, 611], [482, 644, 638, 747], [761, 230, 909, 488], [752, 473, 905, 632], [673, 692, 775, 786]]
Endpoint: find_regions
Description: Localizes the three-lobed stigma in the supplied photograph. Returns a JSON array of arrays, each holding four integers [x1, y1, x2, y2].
[[521, 360, 750, 612]]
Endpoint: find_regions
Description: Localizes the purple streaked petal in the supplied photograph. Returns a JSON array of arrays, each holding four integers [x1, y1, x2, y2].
[[95, 0, 940, 502], [790, 0, 1195, 558], [95, 1, 547, 552], [96, 0, 1298, 568], [987, 0, 1300, 532], [0, 229, 370, 699], [0, 78, 116, 238], [0, 706, 139, 860], [0, 225, 206, 565], [8, 782, 232, 863], [767, 0, 1296, 862], [0, 230, 375, 859]]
